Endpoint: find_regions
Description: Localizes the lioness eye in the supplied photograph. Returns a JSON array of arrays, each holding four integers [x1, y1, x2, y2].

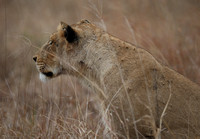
[[49, 40, 53, 45]]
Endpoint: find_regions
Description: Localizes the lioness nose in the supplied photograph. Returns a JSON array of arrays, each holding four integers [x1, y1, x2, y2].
[[33, 56, 37, 62]]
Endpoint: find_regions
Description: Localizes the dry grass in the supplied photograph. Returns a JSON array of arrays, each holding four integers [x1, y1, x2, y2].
[[0, 0, 200, 138]]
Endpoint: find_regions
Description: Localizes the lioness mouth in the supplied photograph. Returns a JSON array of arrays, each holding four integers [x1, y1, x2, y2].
[[43, 72, 53, 77]]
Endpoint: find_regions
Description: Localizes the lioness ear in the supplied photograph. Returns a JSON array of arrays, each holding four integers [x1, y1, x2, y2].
[[58, 21, 78, 43]]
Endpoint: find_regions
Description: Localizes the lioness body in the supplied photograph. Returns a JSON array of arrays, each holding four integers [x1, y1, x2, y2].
[[33, 20, 200, 138]]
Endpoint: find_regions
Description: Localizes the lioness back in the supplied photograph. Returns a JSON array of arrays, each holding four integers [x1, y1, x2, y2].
[[33, 20, 200, 139]]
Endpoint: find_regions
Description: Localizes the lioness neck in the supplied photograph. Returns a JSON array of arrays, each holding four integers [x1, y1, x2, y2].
[[80, 33, 117, 92], [76, 33, 132, 98]]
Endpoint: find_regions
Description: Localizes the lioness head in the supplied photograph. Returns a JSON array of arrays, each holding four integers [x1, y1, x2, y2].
[[33, 20, 97, 81]]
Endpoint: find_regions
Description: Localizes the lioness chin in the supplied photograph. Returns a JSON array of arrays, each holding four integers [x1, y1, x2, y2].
[[33, 20, 200, 139]]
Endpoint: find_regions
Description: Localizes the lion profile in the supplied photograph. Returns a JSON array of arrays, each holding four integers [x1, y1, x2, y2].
[[33, 20, 200, 138]]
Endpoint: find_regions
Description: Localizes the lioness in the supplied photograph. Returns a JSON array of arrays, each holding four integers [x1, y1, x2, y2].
[[33, 20, 200, 139]]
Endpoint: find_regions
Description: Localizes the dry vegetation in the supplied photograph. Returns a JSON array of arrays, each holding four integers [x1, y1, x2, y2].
[[0, 0, 200, 138]]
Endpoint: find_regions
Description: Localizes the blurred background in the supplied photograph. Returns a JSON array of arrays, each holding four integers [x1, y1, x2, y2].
[[0, 0, 200, 138]]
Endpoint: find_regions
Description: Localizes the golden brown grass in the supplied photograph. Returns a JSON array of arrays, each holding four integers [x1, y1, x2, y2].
[[0, 0, 200, 138]]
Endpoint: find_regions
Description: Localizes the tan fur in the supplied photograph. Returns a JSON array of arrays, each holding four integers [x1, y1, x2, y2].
[[33, 20, 200, 139]]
